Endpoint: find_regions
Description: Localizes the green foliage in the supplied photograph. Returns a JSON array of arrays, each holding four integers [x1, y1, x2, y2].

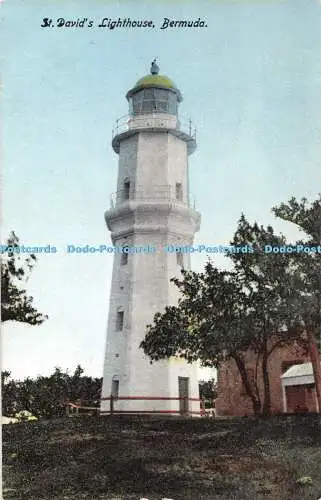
[[199, 378, 217, 403], [273, 195, 321, 241], [229, 214, 307, 346], [296, 476, 313, 486], [142, 265, 247, 367], [1, 370, 20, 416], [1, 231, 47, 325], [1, 366, 102, 419], [273, 195, 321, 343], [140, 197, 321, 417], [14, 410, 37, 422], [142, 218, 305, 367]]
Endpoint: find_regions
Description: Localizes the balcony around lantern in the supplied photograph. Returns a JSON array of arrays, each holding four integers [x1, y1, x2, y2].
[[111, 113, 197, 155], [109, 185, 197, 211]]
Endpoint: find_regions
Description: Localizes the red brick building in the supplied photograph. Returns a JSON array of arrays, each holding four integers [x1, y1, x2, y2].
[[215, 341, 319, 416]]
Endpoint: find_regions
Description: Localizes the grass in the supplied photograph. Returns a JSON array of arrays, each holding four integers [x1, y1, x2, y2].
[[3, 414, 321, 499]]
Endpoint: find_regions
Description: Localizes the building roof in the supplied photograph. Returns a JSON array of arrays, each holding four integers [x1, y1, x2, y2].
[[281, 362, 315, 379]]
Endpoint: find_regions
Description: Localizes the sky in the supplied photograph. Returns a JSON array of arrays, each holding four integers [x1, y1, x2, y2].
[[1, 0, 321, 381]]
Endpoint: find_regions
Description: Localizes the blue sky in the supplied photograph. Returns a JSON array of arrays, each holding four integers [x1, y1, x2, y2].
[[1, 0, 321, 380]]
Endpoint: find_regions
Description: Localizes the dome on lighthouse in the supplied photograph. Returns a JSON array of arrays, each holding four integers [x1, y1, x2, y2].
[[134, 74, 177, 91], [126, 60, 182, 103]]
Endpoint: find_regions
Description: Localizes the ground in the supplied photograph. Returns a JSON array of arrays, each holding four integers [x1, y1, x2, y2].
[[3, 414, 321, 499]]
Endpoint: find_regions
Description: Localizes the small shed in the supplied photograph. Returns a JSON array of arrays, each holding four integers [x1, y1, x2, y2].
[[281, 362, 319, 413]]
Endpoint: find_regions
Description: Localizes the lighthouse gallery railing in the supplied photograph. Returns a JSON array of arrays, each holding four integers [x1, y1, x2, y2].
[[112, 113, 196, 141], [109, 185, 197, 210]]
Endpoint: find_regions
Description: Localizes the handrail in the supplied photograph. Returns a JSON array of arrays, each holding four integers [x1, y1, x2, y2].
[[112, 113, 196, 140], [101, 396, 201, 401], [66, 396, 208, 417], [109, 186, 197, 210]]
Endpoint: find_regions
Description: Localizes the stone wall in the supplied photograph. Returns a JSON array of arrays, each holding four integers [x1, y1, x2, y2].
[[215, 341, 311, 416]]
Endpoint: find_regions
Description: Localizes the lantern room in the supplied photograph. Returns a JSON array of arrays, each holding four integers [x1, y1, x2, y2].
[[126, 59, 182, 116]]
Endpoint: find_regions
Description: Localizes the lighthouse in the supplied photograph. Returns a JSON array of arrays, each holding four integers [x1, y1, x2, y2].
[[100, 61, 201, 415]]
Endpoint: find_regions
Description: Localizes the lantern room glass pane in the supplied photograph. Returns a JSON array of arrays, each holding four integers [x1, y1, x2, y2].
[[168, 93, 178, 114], [144, 88, 155, 99], [131, 88, 178, 116], [132, 93, 143, 114], [157, 102, 168, 112], [156, 89, 168, 100], [142, 101, 156, 113]]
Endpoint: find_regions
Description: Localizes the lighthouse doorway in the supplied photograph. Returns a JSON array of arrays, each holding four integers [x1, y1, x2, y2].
[[178, 377, 190, 415]]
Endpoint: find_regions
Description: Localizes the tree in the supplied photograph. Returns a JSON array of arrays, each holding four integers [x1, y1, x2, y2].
[[1, 371, 19, 416], [1, 231, 47, 324], [141, 216, 306, 417], [273, 195, 321, 412], [228, 215, 308, 416], [1, 366, 103, 419], [199, 379, 217, 404]]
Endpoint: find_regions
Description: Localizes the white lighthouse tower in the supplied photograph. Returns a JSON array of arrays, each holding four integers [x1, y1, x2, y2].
[[100, 61, 201, 416]]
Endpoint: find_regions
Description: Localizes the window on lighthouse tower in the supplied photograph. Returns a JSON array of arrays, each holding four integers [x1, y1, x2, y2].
[[176, 182, 183, 201], [123, 180, 130, 200], [116, 310, 124, 331], [121, 251, 128, 265], [177, 251, 184, 268]]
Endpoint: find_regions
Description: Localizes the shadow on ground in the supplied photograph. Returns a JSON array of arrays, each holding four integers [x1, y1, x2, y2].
[[3, 414, 321, 499]]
